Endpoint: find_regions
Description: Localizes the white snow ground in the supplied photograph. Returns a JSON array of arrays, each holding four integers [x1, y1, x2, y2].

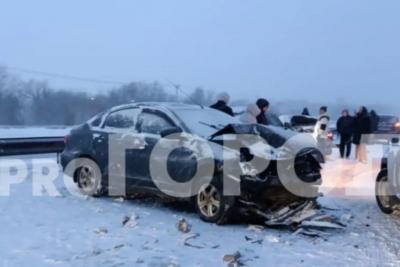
[[0, 147, 399, 267]]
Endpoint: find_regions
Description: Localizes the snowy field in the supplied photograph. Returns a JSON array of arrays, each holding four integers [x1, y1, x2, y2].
[[0, 147, 400, 267]]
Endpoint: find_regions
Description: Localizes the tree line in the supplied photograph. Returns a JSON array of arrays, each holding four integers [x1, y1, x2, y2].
[[1, 67, 396, 125], [0, 68, 215, 125]]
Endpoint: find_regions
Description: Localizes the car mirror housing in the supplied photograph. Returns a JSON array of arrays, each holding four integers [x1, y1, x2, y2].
[[160, 127, 183, 138]]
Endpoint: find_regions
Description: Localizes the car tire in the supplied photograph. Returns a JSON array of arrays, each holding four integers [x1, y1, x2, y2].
[[194, 182, 235, 225], [76, 159, 105, 197], [375, 171, 397, 214]]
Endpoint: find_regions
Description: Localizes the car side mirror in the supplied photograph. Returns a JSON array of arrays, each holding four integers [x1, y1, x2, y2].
[[160, 127, 183, 138], [392, 137, 399, 144]]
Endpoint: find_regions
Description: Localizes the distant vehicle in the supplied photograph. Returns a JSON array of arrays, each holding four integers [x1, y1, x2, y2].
[[376, 137, 400, 214], [279, 114, 317, 133], [61, 102, 323, 224], [279, 114, 334, 155], [375, 115, 400, 134]]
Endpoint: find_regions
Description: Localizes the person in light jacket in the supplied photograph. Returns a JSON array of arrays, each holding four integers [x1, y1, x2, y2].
[[313, 106, 330, 139], [239, 104, 261, 124], [313, 106, 331, 156]]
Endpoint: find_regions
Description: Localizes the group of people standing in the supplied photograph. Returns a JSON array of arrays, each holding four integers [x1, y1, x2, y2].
[[209, 93, 270, 125], [311, 105, 377, 162], [209, 93, 377, 163], [336, 106, 378, 162]]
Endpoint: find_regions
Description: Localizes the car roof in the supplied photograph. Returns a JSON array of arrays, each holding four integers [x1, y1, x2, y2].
[[108, 102, 207, 113]]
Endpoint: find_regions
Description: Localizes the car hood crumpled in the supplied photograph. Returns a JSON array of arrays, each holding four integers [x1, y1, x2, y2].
[[209, 124, 297, 149]]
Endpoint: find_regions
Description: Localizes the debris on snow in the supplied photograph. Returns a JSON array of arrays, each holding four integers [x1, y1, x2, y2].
[[94, 227, 108, 235], [264, 234, 280, 243], [292, 228, 331, 238], [113, 197, 125, 203], [183, 233, 203, 249], [223, 251, 243, 267], [176, 218, 191, 233], [113, 244, 125, 250], [136, 258, 145, 264], [300, 220, 345, 230], [247, 225, 265, 233], [340, 213, 353, 225], [122, 216, 130, 226], [254, 200, 346, 233], [182, 233, 220, 249], [122, 213, 139, 228]]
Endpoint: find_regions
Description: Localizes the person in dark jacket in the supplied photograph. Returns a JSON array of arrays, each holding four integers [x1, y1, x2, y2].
[[336, 109, 354, 158], [302, 107, 310, 116], [255, 98, 270, 125], [353, 106, 371, 162], [369, 110, 379, 133], [209, 92, 234, 116]]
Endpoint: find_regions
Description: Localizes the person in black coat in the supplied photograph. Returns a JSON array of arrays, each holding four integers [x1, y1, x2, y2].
[[369, 110, 379, 133], [209, 92, 234, 116], [255, 98, 270, 125], [302, 107, 310, 116], [353, 106, 371, 162], [336, 109, 354, 158]]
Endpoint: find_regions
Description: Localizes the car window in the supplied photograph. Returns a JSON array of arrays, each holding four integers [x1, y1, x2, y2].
[[265, 113, 284, 127], [90, 114, 103, 127], [138, 111, 174, 134], [103, 108, 139, 129]]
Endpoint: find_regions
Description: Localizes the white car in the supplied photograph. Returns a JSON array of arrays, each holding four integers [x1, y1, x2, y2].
[[376, 137, 400, 214]]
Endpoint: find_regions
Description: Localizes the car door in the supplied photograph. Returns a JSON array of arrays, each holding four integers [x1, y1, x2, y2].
[[132, 108, 179, 188], [98, 108, 142, 187], [133, 108, 198, 192]]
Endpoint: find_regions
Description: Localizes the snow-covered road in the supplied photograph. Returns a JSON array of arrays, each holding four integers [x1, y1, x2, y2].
[[0, 150, 399, 267]]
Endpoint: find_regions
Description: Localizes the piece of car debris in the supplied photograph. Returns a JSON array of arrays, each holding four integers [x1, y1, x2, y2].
[[94, 227, 108, 235], [176, 218, 191, 233], [340, 213, 353, 225], [247, 225, 264, 233], [293, 228, 331, 238], [122, 213, 139, 227], [263, 201, 315, 225], [223, 251, 242, 267], [183, 233, 219, 249], [301, 220, 344, 229], [113, 197, 125, 203]]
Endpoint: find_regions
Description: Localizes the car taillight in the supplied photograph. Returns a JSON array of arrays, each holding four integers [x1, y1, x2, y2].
[[327, 132, 333, 140], [395, 122, 400, 131], [64, 134, 70, 144]]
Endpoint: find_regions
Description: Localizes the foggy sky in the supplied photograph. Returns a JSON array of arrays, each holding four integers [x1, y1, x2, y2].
[[1, 0, 399, 108]]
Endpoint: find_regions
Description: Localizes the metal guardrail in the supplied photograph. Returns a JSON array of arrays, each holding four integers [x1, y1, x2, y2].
[[0, 137, 65, 156]]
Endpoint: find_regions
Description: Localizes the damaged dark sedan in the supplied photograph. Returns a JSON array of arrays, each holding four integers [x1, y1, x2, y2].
[[61, 103, 324, 224]]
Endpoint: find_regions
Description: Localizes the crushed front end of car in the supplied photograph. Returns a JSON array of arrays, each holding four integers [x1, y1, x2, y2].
[[209, 123, 324, 225]]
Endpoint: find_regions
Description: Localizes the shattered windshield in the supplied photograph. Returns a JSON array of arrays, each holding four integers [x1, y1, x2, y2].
[[174, 108, 240, 137]]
